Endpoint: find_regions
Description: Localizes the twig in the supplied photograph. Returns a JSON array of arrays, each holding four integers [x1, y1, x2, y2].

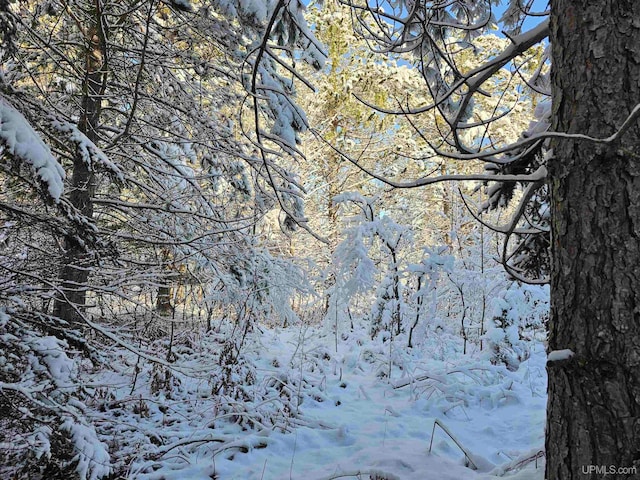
[[428, 419, 478, 470]]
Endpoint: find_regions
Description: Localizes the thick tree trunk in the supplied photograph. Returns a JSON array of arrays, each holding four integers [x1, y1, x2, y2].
[[54, 17, 106, 324], [53, 158, 96, 324], [546, 1, 640, 479]]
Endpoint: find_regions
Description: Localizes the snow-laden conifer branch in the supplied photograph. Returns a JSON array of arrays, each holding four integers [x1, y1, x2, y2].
[[0, 97, 65, 201], [231, 0, 330, 242]]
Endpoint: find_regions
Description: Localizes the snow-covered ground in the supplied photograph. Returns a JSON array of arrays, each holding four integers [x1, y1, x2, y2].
[[107, 322, 547, 480]]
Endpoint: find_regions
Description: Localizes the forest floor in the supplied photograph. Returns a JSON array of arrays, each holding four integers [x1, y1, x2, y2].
[[93, 321, 547, 480]]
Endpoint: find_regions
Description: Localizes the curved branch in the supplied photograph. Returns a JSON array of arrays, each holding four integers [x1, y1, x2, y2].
[[458, 188, 547, 236], [352, 20, 550, 118], [311, 128, 548, 188]]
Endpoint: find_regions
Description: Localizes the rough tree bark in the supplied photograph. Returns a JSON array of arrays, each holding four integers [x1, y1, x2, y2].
[[53, 10, 107, 324], [546, 1, 640, 479]]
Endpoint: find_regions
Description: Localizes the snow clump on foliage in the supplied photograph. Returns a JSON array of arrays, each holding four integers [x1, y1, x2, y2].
[[0, 97, 65, 201]]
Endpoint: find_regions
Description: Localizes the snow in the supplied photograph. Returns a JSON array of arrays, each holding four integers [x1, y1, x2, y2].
[[30, 335, 73, 387], [1, 247, 548, 480], [50, 119, 124, 180], [0, 97, 65, 200], [28, 425, 53, 461], [547, 349, 574, 362], [0, 309, 114, 480], [94, 322, 547, 480], [61, 418, 111, 480], [216, 329, 547, 480], [240, 0, 270, 22]]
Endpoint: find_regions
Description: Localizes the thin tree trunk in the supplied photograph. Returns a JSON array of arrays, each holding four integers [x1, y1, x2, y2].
[[546, 1, 640, 478], [54, 11, 107, 325], [323, 147, 342, 316], [390, 250, 401, 335], [156, 248, 175, 315], [408, 274, 423, 348]]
